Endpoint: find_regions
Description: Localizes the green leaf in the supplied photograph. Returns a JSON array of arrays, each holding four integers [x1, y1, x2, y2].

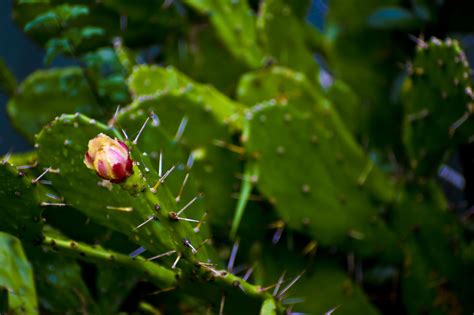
[[0, 232, 38, 314]]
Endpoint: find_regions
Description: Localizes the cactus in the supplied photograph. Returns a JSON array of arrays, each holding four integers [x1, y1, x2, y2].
[[6, 68, 101, 141], [183, 0, 264, 68], [0, 232, 38, 314], [391, 180, 474, 314], [243, 101, 399, 259], [256, 0, 319, 81], [2, 1, 474, 314], [402, 37, 474, 175], [0, 162, 43, 244]]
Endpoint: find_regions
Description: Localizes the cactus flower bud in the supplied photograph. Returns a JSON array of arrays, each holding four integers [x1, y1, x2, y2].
[[84, 133, 133, 183]]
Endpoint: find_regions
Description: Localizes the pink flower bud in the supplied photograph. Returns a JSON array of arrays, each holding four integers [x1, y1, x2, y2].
[[84, 133, 133, 183]]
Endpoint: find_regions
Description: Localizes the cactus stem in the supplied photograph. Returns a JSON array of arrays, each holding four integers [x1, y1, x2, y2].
[[175, 173, 190, 202], [176, 194, 202, 216], [273, 271, 286, 296], [31, 166, 51, 184], [276, 270, 305, 299], [227, 238, 240, 272], [133, 117, 150, 144], [183, 238, 198, 254], [148, 250, 177, 261], [135, 215, 158, 230], [108, 105, 121, 127], [106, 205, 133, 212], [219, 293, 226, 315], [174, 116, 188, 142], [171, 253, 181, 269], [213, 139, 246, 155], [40, 201, 67, 207], [150, 165, 176, 193]]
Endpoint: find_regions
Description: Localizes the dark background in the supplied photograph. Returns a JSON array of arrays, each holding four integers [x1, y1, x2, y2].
[[0, 0, 76, 154]]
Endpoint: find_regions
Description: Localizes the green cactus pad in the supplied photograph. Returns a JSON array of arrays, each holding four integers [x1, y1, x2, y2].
[[7, 68, 100, 141], [254, 245, 380, 315], [257, 0, 319, 81], [165, 27, 249, 94], [0, 162, 43, 243], [244, 103, 398, 258], [393, 181, 474, 313], [402, 37, 474, 175], [119, 90, 242, 232], [237, 66, 320, 108], [96, 267, 141, 314], [183, 0, 264, 68], [35, 113, 208, 262], [327, 80, 364, 136], [0, 232, 38, 314], [128, 65, 244, 128]]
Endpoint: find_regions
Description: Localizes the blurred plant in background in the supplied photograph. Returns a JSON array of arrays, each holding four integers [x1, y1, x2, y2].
[[0, 0, 473, 314]]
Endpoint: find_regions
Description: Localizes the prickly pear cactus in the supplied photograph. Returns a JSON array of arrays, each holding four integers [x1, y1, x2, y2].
[[402, 37, 474, 175], [2, 1, 474, 314]]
